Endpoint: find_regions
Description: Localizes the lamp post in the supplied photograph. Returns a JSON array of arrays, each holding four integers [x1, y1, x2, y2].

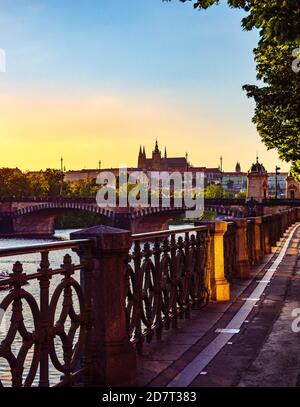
[[275, 165, 280, 199], [60, 157, 64, 197]]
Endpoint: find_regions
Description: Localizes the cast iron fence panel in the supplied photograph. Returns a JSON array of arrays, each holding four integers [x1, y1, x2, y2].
[[126, 226, 210, 354], [0, 240, 93, 387]]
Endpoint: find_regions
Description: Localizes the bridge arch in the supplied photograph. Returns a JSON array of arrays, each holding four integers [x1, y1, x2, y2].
[[10, 202, 116, 219], [0, 198, 249, 236], [0, 203, 118, 238]]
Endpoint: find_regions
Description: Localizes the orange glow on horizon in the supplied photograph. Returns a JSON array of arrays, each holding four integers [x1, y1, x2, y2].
[[0, 88, 289, 173]]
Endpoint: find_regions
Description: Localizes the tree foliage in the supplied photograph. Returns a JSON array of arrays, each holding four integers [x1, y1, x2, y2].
[[204, 183, 224, 198], [2, 169, 69, 197], [172, 0, 300, 179]]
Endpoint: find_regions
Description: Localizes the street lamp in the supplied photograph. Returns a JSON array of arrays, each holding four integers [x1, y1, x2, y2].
[[60, 157, 64, 197]]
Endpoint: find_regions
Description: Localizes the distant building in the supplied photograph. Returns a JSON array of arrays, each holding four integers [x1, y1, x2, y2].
[[246, 157, 269, 201], [64, 168, 140, 183], [222, 173, 247, 194], [64, 169, 101, 183], [235, 162, 241, 173], [64, 140, 190, 183], [268, 172, 288, 198], [138, 140, 188, 173], [204, 168, 223, 185], [63, 142, 295, 199], [286, 172, 300, 199]]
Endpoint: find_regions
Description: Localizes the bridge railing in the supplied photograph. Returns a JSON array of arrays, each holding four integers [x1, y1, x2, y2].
[[126, 226, 210, 354], [0, 207, 299, 387], [0, 223, 225, 387], [222, 207, 299, 281], [0, 239, 93, 388]]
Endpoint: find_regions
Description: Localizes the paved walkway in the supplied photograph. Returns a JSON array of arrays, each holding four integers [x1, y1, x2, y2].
[[136, 223, 300, 387]]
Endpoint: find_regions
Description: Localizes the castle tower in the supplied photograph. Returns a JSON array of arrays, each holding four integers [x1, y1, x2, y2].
[[286, 171, 300, 199], [152, 139, 161, 170], [138, 145, 146, 168], [247, 156, 268, 202]]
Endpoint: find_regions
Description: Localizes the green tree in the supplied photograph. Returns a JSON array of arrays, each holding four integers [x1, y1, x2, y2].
[[200, 210, 217, 220], [223, 190, 234, 199], [43, 169, 67, 197], [204, 183, 224, 198], [235, 191, 246, 199], [27, 172, 49, 196], [0, 168, 29, 196], [172, 1, 300, 179], [68, 178, 98, 198]]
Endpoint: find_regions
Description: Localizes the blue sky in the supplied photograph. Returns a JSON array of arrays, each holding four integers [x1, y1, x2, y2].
[[0, 0, 289, 171], [1, 0, 257, 90]]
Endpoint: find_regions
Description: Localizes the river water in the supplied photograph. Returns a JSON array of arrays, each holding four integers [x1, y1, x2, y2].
[[0, 229, 82, 387], [0, 225, 191, 387]]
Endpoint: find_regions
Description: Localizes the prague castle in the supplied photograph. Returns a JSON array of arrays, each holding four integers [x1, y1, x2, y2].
[[65, 140, 190, 182], [137, 140, 188, 173], [64, 140, 300, 200]]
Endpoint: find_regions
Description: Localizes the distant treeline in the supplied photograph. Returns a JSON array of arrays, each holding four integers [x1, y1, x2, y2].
[[0, 168, 98, 198], [0, 168, 246, 200]]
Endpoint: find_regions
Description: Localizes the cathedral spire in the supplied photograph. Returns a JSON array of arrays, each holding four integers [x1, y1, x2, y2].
[[143, 146, 146, 157], [164, 147, 167, 159], [138, 145, 146, 168], [154, 139, 159, 153]]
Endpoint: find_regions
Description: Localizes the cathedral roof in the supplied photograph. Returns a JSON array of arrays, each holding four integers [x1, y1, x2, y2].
[[164, 157, 187, 166]]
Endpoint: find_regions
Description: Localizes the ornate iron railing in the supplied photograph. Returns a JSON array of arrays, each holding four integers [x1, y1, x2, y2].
[[0, 207, 298, 387], [125, 226, 210, 354], [224, 222, 237, 280], [0, 240, 93, 387]]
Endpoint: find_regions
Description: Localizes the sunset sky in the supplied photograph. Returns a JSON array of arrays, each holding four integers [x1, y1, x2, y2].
[[0, 0, 289, 172]]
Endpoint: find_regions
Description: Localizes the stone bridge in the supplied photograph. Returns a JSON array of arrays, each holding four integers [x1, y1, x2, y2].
[[0, 197, 299, 237]]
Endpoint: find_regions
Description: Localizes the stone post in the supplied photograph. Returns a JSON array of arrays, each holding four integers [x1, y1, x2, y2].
[[253, 217, 263, 264], [234, 219, 251, 279], [209, 221, 230, 301], [262, 216, 271, 254], [71, 225, 136, 386]]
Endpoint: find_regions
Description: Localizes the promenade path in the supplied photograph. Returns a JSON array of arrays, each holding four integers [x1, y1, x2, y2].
[[136, 223, 300, 387]]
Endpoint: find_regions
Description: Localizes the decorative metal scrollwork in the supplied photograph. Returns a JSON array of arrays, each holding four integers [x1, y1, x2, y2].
[[0, 244, 93, 387], [126, 227, 210, 354]]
